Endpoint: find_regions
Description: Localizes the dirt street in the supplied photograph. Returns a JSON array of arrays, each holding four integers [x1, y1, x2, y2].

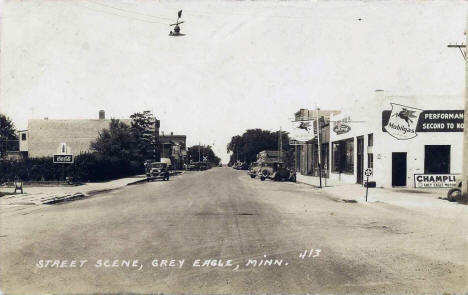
[[1, 167, 467, 294]]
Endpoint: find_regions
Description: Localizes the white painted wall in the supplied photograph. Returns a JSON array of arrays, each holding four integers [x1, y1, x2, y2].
[[329, 90, 464, 188]]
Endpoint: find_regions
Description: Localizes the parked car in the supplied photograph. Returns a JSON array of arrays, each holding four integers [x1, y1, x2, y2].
[[146, 162, 170, 181], [447, 177, 463, 201], [258, 162, 296, 182], [248, 162, 261, 178]]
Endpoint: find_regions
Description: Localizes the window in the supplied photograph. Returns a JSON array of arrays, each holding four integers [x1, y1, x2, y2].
[[368, 133, 373, 146], [368, 153, 373, 169], [424, 145, 450, 174], [21, 133, 26, 141], [332, 138, 354, 174]]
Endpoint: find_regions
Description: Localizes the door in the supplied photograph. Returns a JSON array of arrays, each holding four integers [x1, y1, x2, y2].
[[392, 152, 407, 186], [357, 136, 364, 184]]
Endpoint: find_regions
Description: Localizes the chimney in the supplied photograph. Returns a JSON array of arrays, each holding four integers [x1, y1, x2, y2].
[[99, 110, 105, 120], [375, 89, 385, 101]]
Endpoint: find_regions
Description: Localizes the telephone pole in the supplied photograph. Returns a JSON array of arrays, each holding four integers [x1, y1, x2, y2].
[[316, 108, 322, 188], [448, 23, 468, 196], [278, 127, 283, 161]]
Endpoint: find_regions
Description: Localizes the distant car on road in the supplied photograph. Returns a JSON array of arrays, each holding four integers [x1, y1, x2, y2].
[[187, 162, 210, 171], [146, 162, 170, 181], [258, 162, 296, 182]]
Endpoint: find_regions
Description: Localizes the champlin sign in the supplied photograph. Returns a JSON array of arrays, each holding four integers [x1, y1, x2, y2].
[[384, 103, 423, 140]]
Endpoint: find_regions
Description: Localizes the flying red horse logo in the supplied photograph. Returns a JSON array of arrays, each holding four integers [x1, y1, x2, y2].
[[298, 121, 311, 132], [392, 108, 418, 127]]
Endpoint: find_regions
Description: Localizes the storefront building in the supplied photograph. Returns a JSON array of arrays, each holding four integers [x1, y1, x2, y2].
[[293, 108, 340, 185], [329, 90, 464, 188]]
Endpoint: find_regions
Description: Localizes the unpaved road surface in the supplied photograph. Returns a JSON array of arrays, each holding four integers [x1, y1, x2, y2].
[[1, 167, 467, 294]]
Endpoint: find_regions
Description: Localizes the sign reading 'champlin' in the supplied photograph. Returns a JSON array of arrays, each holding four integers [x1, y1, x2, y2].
[[384, 103, 423, 140]]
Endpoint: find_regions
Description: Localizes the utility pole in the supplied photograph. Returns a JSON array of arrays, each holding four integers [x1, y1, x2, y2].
[[278, 126, 283, 162], [316, 108, 322, 188], [448, 25, 468, 196], [198, 142, 201, 162]]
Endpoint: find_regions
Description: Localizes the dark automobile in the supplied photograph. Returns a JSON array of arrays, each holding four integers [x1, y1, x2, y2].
[[258, 162, 296, 182], [146, 162, 170, 181], [447, 177, 463, 201]]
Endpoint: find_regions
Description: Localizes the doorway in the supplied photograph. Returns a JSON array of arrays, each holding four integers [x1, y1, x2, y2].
[[392, 152, 407, 186], [357, 136, 364, 184]]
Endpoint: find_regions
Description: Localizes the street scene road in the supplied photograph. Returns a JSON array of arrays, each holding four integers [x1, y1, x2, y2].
[[1, 167, 467, 294]]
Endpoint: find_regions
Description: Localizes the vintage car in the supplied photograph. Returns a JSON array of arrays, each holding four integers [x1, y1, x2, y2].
[[248, 162, 261, 178], [187, 162, 209, 171], [258, 162, 296, 182], [233, 161, 248, 170], [447, 176, 463, 201], [146, 162, 170, 181]]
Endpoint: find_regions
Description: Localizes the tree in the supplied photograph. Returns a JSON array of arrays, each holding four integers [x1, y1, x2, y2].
[[130, 110, 157, 161], [226, 129, 293, 166], [0, 114, 18, 158], [90, 119, 139, 160], [187, 145, 221, 165]]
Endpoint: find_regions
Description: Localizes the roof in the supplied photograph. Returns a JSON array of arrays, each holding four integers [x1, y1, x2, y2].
[[294, 109, 341, 121]]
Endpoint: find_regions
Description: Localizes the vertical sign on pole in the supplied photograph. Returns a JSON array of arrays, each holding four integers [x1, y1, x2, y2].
[[364, 168, 373, 202]]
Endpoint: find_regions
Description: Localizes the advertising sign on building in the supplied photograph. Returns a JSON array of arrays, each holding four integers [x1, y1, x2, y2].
[[53, 154, 73, 163], [53, 143, 73, 163], [291, 120, 315, 142], [383, 103, 423, 140], [414, 174, 459, 188], [382, 107, 464, 138], [333, 116, 352, 135]]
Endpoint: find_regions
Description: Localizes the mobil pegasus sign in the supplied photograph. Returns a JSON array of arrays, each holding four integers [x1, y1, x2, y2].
[[382, 103, 464, 140], [383, 104, 423, 140]]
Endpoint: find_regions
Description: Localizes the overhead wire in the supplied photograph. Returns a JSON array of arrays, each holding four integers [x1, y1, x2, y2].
[[86, 0, 174, 21], [73, 1, 170, 25]]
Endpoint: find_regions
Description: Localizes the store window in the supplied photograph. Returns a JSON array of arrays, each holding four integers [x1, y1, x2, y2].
[[21, 133, 26, 141], [332, 138, 354, 174], [368, 133, 373, 146], [368, 153, 373, 169], [424, 145, 450, 174]]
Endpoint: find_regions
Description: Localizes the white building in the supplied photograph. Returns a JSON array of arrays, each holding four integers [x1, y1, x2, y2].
[[328, 90, 464, 188]]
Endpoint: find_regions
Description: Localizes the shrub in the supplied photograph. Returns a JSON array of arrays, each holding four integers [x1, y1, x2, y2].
[[0, 153, 144, 183]]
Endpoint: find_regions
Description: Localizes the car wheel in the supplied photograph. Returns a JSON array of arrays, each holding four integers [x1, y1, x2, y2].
[[290, 175, 296, 182], [250, 175, 256, 178], [260, 176, 265, 181], [447, 188, 461, 202]]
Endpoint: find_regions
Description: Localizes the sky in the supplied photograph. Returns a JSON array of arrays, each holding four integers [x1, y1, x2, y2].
[[1, 0, 467, 163]]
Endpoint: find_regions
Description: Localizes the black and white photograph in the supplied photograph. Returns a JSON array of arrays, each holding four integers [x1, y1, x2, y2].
[[1, 0, 468, 294]]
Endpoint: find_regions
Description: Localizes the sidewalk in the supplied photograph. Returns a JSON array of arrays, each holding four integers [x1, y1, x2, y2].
[[0, 175, 147, 207], [318, 183, 468, 219]]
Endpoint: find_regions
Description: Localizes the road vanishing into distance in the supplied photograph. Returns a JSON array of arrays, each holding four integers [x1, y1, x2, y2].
[[1, 167, 467, 294]]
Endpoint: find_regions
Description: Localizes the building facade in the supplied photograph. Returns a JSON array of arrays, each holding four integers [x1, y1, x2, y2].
[[328, 90, 464, 188], [294, 91, 464, 188], [293, 108, 340, 182], [160, 133, 187, 170], [21, 111, 131, 158]]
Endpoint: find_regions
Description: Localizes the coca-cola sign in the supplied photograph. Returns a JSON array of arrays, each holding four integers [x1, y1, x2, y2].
[[53, 154, 74, 163]]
